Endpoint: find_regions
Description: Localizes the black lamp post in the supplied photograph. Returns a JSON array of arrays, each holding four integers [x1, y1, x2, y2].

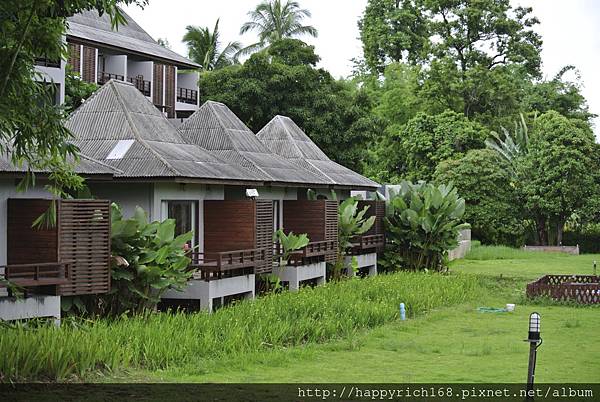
[[525, 312, 542, 398]]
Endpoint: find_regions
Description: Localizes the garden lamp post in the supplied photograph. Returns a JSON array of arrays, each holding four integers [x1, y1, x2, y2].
[[525, 312, 542, 398]]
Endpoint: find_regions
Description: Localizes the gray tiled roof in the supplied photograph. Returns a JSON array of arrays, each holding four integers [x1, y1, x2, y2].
[[256, 116, 380, 189], [66, 80, 264, 183], [67, 9, 200, 69], [178, 101, 331, 186], [0, 150, 120, 176]]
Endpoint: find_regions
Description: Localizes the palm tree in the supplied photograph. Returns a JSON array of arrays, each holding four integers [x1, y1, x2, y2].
[[239, 0, 318, 55], [183, 19, 242, 70]]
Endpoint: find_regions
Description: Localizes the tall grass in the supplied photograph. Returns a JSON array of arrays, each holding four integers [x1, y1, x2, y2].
[[0, 272, 482, 381]]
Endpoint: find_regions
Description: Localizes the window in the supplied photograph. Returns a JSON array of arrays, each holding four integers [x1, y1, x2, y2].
[[163, 200, 198, 247], [106, 139, 134, 160]]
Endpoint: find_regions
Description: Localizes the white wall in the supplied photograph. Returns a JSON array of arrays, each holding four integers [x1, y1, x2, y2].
[[0, 179, 53, 266], [87, 182, 153, 219], [104, 55, 127, 78]]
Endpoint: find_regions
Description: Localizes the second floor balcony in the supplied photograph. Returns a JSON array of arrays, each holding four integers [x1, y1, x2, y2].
[[97, 72, 151, 97], [177, 87, 198, 105]]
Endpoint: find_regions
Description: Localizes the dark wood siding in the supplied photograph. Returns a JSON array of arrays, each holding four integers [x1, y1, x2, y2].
[[57, 200, 111, 296], [357, 200, 385, 236], [67, 42, 81, 74], [7, 199, 58, 265], [324, 200, 338, 263], [81, 45, 96, 83], [165, 65, 176, 118], [255, 200, 274, 274], [204, 200, 256, 254], [153, 63, 164, 106], [6, 199, 111, 296]]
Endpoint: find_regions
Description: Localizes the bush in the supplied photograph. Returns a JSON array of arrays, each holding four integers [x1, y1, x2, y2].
[[0, 272, 482, 381], [384, 180, 469, 271], [563, 226, 600, 254]]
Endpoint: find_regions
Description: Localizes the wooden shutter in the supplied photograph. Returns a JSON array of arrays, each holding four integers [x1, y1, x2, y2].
[[254, 200, 274, 274], [153, 63, 164, 106], [324, 200, 338, 263], [165, 65, 176, 117], [57, 200, 111, 296], [81, 46, 97, 83], [67, 43, 81, 74]]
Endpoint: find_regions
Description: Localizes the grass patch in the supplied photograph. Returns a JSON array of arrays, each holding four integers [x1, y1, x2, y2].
[[464, 244, 542, 260], [0, 271, 482, 382]]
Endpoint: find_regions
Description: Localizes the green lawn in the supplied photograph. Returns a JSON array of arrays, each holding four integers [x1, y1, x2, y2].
[[113, 246, 600, 383]]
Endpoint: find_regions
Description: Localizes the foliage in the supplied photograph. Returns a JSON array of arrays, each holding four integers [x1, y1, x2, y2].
[[518, 111, 596, 246], [0, 271, 481, 381], [359, 0, 541, 121], [435, 149, 524, 246], [0, 0, 146, 212], [64, 65, 98, 113], [199, 39, 384, 171], [105, 204, 193, 315], [183, 19, 241, 70], [563, 225, 600, 254], [368, 110, 487, 183], [274, 229, 310, 263], [384, 181, 469, 271], [239, 0, 317, 56], [333, 197, 376, 279], [485, 113, 529, 175]]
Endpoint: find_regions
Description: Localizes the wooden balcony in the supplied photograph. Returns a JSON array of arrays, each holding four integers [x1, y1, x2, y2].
[[1, 262, 70, 288], [285, 240, 337, 267], [34, 57, 61, 68], [348, 234, 385, 255], [97, 71, 125, 85], [127, 75, 151, 97], [188, 248, 267, 281], [177, 87, 198, 105]]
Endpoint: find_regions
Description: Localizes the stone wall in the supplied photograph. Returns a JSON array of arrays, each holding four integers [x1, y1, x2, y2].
[[448, 229, 472, 261]]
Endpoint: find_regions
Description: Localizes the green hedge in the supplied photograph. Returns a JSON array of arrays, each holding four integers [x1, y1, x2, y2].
[[563, 230, 600, 254]]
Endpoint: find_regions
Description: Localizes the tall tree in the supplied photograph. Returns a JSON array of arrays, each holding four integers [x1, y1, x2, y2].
[[359, 0, 542, 119], [519, 111, 596, 245], [0, 0, 145, 197], [198, 39, 383, 172], [239, 0, 317, 55], [183, 19, 241, 70]]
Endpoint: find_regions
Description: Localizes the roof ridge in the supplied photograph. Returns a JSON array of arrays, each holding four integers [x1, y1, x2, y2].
[[109, 81, 181, 176], [78, 153, 124, 174]]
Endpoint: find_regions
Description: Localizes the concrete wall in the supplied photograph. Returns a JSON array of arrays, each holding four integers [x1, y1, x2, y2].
[[103, 54, 127, 77], [88, 182, 153, 219], [0, 179, 53, 266], [35, 59, 66, 105], [448, 229, 472, 261]]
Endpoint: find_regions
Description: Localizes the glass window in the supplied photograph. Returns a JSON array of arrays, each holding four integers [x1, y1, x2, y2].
[[165, 201, 197, 247]]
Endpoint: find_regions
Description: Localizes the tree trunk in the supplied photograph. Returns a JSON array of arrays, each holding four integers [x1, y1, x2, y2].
[[556, 219, 564, 246], [536, 217, 547, 246]]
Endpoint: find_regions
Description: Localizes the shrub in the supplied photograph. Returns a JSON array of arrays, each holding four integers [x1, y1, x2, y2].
[[384, 180, 469, 271], [104, 204, 194, 315], [563, 225, 600, 254], [0, 271, 482, 381]]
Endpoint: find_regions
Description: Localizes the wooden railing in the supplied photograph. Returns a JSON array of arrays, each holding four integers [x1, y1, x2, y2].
[[284, 240, 337, 267], [97, 71, 125, 84], [349, 234, 385, 255], [527, 275, 600, 304], [128, 75, 151, 96], [35, 57, 61, 68], [177, 87, 198, 105], [188, 248, 267, 281], [1, 262, 70, 287]]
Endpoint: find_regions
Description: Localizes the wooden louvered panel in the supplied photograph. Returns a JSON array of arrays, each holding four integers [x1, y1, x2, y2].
[[204, 201, 255, 253], [165, 64, 176, 118], [81, 46, 96, 83], [57, 200, 111, 296], [283, 200, 326, 242], [67, 42, 81, 74], [255, 200, 274, 274], [153, 63, 164, 106], [324, 200, 338, 264]]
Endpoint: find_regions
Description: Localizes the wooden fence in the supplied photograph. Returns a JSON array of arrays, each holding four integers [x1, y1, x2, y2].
[[526, 274, 600, 304]]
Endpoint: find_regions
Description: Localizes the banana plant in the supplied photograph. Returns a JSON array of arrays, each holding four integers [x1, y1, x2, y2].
[[385, 181, 469, 271], [333, 197, 376, 279], [274, 229, 310, 265]]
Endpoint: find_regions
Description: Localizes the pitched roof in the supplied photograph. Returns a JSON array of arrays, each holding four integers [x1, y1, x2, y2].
[[178, 101, 331, 186], [0, 151, 120, 176], [256, 116, 380, 189], [66, 80, 264, 183], [67, 9, 199, 69]]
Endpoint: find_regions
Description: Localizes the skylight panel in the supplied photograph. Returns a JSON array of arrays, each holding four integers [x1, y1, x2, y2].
[[106, 139, 134, 160]]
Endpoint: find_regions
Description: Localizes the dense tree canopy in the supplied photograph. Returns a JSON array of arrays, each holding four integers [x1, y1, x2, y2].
[[199, 39, 384, 171], [435, 149, 524, 246], [518, 111, 596, 245]]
